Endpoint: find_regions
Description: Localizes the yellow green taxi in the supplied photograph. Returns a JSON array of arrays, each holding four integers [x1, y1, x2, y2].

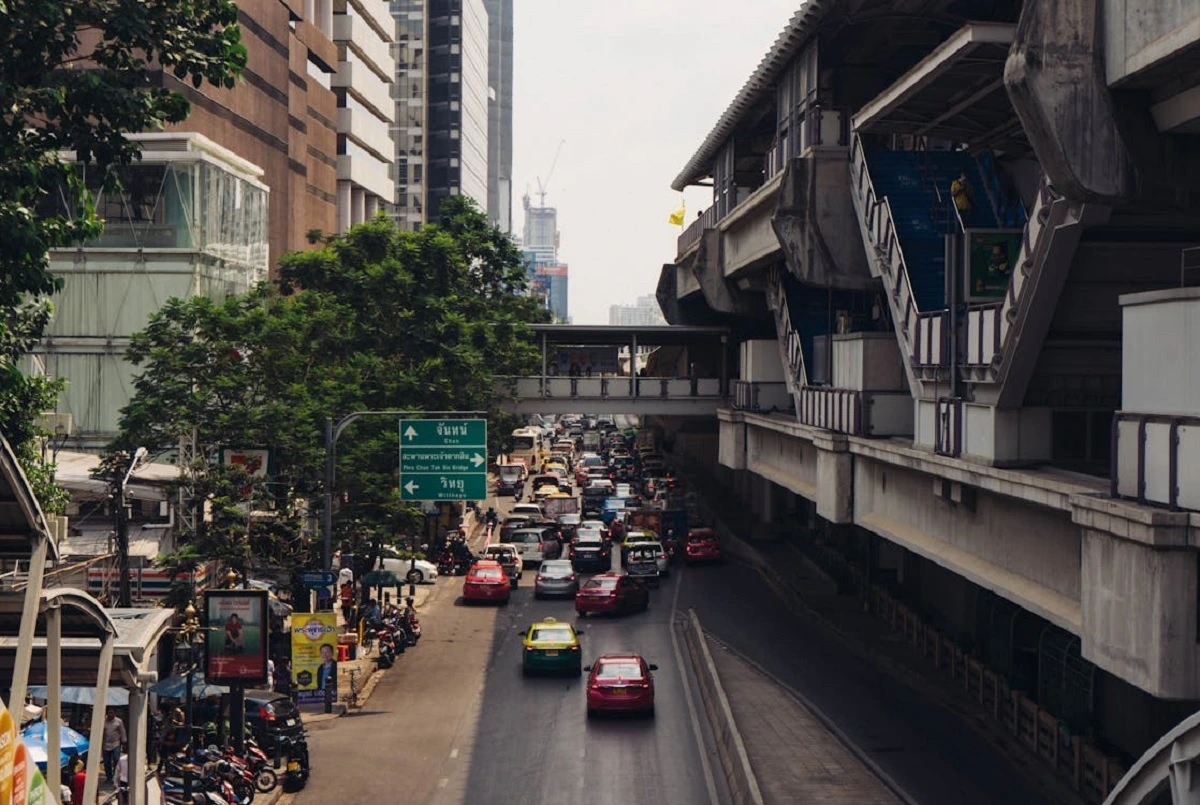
[[521, 617, 584, 675]]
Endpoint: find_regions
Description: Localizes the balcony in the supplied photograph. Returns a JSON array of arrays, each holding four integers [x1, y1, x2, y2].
[[677, 205, 717, 257]]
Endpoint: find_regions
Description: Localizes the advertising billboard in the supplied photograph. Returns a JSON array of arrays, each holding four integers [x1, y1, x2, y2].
[[535, 264, 569, 277], [205, 590, 269, 686], [964, 229, 1021, 302], [291, 613, 338, 706]]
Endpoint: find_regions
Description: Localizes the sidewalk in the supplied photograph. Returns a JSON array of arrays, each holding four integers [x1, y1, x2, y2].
[[704, 633, 903, 805]]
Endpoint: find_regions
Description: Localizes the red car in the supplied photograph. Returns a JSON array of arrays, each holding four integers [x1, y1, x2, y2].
[[575, 572, 649, 618], [586, 654, 657, 717], [684, 529, 722, 564], [462, 560, 511, 605]]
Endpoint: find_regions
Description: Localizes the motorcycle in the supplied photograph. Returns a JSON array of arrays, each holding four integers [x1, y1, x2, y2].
[[279, 734, 310, 793]]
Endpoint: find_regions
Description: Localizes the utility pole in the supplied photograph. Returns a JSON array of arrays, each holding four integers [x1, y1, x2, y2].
[[113, 447, 147, 608]]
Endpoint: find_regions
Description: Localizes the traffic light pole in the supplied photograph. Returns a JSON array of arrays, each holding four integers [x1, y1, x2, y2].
[[322, 411, 488, 571]]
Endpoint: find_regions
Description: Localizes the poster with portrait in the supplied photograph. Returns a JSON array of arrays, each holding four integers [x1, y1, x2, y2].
[[964, 229, 1022, 301], [291, 613, 338, 706], [205, 590, 269, 686]]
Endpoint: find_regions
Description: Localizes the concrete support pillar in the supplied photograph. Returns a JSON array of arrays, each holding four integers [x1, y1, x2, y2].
[[9, 535, 47, 713], [337, 181, 352, 233], [83, 634, 115, 805], [128, 685, 149, 805], [46, 604, 62, 799], [365, 195, 380, 220], [351, 188, 366, 226], [814, 432, 853, 524]]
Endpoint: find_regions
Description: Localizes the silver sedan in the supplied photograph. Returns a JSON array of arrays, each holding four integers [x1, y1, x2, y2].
[[533, 559, 579, 599]]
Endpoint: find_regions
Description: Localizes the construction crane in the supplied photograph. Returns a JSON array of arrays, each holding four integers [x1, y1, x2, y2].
[[532, 139, 566, 208]]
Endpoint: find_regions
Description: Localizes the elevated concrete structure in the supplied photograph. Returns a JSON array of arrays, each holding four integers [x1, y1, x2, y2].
[[663, 0, 1200, 790]]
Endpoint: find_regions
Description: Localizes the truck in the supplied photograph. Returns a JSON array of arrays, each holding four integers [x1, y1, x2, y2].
[[542, 494, 580, 519], [635, 427, 656, 453], [626, 508, 688, 541]]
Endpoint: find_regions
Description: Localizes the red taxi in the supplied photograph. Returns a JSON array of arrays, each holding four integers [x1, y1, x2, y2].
[[684, 528, 722, 564], [585, 654, 657, 717], [575, 572, 649, 618], [462, 560, 511, 605]]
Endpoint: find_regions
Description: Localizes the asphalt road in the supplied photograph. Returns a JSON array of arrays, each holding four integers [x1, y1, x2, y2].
[[458, 566, 723, 805], [679, 560, 1052, 805]]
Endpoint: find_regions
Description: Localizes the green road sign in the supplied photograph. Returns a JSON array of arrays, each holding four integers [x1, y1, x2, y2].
[[400, 473, 488, 502], [399, 418, 487, 501], [399, 419, 487, 448]]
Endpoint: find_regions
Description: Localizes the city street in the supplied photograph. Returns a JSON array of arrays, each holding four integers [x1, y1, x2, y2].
[[292, 487, 1051, 805]]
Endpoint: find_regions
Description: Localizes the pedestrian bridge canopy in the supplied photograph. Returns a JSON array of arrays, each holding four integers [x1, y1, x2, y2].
[[493, 324, 732, 415]]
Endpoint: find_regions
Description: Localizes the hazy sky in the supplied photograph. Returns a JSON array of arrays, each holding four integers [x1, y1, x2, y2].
[[511, 1, 802, 324]]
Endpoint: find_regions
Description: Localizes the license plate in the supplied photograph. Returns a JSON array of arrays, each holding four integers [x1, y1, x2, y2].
[[544, 650, 559, 657], [612, 687, 627, 695], [286, 719, 296, 726], [287, 761, 300, 772]]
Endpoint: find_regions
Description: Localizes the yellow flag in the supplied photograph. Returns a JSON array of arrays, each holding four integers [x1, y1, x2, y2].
[[668, 200, 686, 227]]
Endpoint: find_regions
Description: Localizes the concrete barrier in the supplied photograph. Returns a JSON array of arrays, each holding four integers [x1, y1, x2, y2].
[[681, 608, 765, 805]]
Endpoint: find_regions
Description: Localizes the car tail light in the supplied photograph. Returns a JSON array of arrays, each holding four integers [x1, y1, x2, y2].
[[259, 705, 274, 722], [570, 645, 580, 652], [525, 646, 534, 652]]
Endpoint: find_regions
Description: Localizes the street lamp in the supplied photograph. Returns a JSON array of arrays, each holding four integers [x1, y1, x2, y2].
[[171, 601, 204, 805], [115, 447, 148, 607]]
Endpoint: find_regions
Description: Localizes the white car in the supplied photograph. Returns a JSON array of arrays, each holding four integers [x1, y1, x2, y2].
[[511, 502, 545, 518], [375, 549, 439, 584], [614, 483, 635, 499], [483, 543, 525, 578]]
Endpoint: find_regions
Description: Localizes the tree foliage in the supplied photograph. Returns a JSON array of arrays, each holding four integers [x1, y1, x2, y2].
[[0, 0, 246, 508], [115, 199, 549, 571]]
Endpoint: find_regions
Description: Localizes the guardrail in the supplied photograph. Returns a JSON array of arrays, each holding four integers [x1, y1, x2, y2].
[[849, 134, 946, 370], [677, 204, 718, 255], [797, 387, 864, 436], [1112, 411, 1200, 511], [732, 381, 792, 413], [495, 376, 723, 400], [766, 265, 807, 390]]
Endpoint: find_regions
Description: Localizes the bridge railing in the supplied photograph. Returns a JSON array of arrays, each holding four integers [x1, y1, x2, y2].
[[494, 376, 724, 400]]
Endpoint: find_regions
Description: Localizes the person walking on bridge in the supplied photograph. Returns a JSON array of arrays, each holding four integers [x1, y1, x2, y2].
[[950, 170, 974, 220]]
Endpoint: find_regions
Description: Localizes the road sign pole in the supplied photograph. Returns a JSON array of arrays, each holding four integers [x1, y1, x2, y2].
[[323, 416, 334, 572]]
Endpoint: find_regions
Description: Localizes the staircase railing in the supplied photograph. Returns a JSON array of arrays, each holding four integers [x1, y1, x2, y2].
[[766, 265, 807, 390], [964, 173, 1059, 369], [849, 134, 949, 370]]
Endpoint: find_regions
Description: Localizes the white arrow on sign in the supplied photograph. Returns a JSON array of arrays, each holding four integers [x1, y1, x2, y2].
[[403, 480, 419, 495], [471, 453, 484, 468], [403, 425, 419, 440]]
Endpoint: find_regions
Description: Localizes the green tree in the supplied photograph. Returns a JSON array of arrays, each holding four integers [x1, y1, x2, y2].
[[0, 0, 247, 508], [115, 201, 547, 572]]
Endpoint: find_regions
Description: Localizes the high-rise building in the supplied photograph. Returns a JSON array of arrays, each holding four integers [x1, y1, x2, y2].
[[333, 0, 396, 231], [391, 0, 427, 231], [426, 0, 490, 219], [521, 194, 568, 321], [485, 0, 513, 233], [609, 295, 667, 327]]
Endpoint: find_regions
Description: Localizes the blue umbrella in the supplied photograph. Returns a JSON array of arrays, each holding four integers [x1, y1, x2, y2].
[[26, 686, 129, 707], [21, 738, 72, 773], [149, 672, 229, 699], [21, 722, 89, 756]]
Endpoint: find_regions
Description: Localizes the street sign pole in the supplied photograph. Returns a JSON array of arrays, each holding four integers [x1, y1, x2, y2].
[[322, 410, 487, 571]]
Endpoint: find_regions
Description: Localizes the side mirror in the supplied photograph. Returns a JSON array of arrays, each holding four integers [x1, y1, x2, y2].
[[575, 629, 585, 635], [583, 664, 593, 672], [648, 664, 659, 671]]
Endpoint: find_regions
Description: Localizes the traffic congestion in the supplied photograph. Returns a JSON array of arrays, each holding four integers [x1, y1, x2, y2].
[[456, 415, 721, 719]]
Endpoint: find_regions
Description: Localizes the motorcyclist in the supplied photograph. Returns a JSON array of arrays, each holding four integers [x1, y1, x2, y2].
[[485, 507, 498, 528]]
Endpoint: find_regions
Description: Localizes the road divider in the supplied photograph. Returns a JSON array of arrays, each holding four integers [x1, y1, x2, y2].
[[681, 608, 764, 805]]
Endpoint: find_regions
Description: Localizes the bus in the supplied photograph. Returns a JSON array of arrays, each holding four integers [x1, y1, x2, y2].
[[509, 427, 541, 471]]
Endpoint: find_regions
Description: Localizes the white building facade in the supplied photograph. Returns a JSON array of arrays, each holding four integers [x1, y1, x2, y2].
[[333, 0, 397, 231]]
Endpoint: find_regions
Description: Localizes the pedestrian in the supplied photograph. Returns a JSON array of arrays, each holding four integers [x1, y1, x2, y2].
[[339, 581, 354, 628], [267, 656, 276, 691], [116, 745, 129, 805], [102, 709, 126, 784], [950, 170, 974, 218], [71, 757, 86, 805]]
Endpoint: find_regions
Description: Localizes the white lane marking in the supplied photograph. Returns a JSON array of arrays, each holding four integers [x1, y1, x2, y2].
[[449, 747, 458, 759], [670, 567, 721, 805]]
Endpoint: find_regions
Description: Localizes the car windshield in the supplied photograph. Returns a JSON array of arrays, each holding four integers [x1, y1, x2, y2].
[[473, 568, 503, 580], [484, 549, 514, 561], [512, 531, 541, 543], [596, 662, 643, 680], [583, 577, 618, 590], [530, 627, 574, 643], [541, 561, 573, 577], [499, 469, 522, 480]]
